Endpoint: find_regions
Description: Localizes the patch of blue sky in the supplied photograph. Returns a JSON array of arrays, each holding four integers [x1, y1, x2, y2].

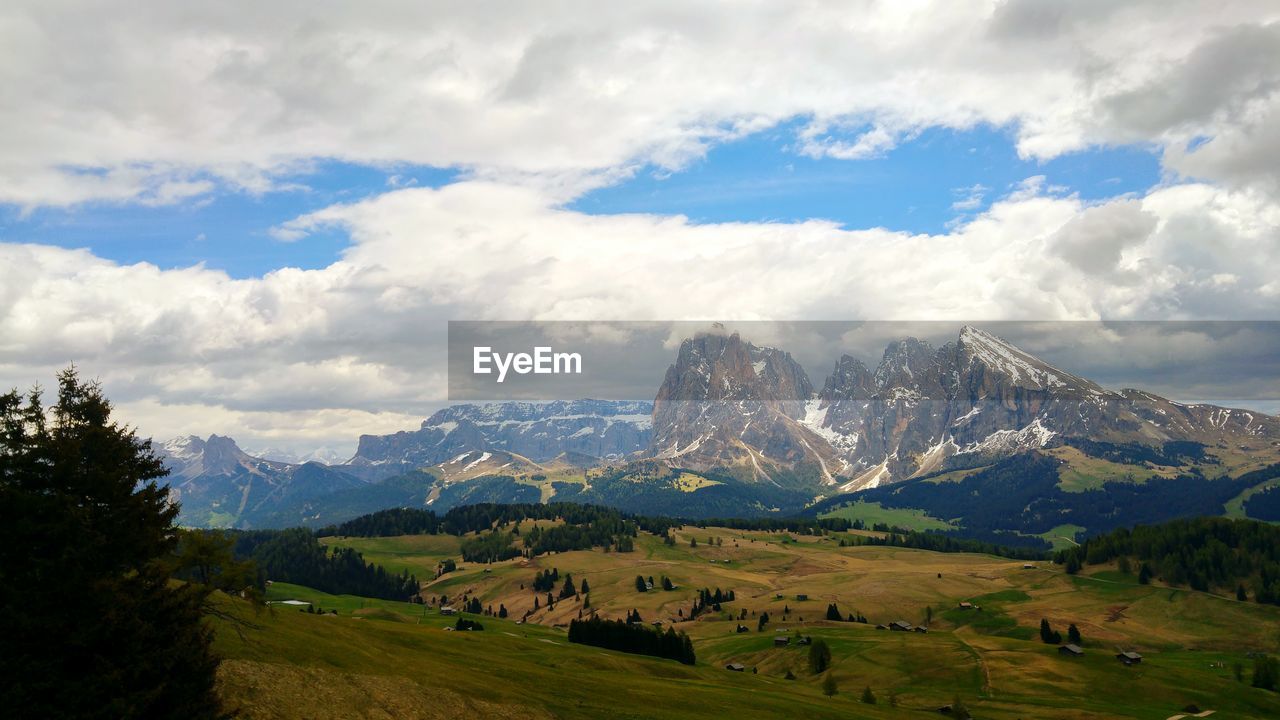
[[0, 161, 457, 279], [570, 118, 1163, 235]]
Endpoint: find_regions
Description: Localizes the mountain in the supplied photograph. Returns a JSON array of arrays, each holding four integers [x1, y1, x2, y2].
[[805, 325, 1280, 491], [159, 325, 1280, 530], [347, 399, 653, 480], [247, 445, 349, 466], [156, 435, 365, 528], [649, 330, 840, 487]]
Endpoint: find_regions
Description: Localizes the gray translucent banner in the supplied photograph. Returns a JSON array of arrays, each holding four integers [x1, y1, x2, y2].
[[447, 321, 1280, 413]]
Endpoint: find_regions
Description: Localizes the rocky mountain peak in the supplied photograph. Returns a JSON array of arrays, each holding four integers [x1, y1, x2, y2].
[[819, 355, 876, 403], [955, 325, 1103, 394]]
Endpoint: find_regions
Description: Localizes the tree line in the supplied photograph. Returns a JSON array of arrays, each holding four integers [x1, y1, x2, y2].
[[841, 527, 1048, 561], [567, 616, 695, 665]]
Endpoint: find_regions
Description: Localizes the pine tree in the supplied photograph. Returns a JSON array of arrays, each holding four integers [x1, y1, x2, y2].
[[1067, 623, 1081, 645], [1138, 562, 1152, 585], [808, 639, 832, 674], [1039, 618, 1057, 644], [860, 686, 876, 704], [822, 672, 838, 697], [580, 578, 590, 594], [635, 575, 648, 592], [559, 574, 577, 599], [0, 370, 222, 717]]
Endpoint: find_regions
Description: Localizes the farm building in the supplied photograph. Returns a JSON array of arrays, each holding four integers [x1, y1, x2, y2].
[[889, 620, 914, 632], [774, 636, 790, 647], [958, 602, 973, 609], [1059, 644, 1084, 657], [913, 626, 929, 634], [725, 663, 746, 672], [1116, 651, 1143, 665], [440, 607, 457, 616], [795, 594, 809, 601], [797, 636, 812, 645], [1023, 563, 1036, 569]]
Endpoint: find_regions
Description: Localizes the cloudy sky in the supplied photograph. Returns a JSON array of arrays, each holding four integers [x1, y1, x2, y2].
[[1, 1, 1278, 457]]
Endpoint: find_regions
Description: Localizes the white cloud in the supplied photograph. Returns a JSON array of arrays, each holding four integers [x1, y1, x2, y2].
[[2, 1, 1280, 207], [3, 177, 1277, 450]]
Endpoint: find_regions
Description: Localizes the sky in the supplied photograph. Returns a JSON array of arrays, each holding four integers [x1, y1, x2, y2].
[[1, 1, 1278, 457]]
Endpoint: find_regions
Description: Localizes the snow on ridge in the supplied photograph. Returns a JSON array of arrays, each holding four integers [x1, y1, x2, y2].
[[462, 451, 492, 472]]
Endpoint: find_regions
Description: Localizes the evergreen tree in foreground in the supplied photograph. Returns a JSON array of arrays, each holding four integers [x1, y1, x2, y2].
[[0, 370, 222, 718]]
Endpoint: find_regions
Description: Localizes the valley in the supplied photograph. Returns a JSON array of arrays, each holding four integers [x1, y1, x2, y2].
[[214, 521, 1280, 719]]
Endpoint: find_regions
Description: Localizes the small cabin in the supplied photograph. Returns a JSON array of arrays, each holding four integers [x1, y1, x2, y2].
[[913, 626, 929, 634], [797, 636, 812, 646], [774, 636, 791, 647], [889, 620, 913, 632], [725, 662, 746, 672], [1059, 644, 1084, 657], [958, 601, 973, 610], [1117, 651, 1143, 665], [875, 624, 888, 630], [1023, 563, 1036, 570], [796, 594, 809, 601], [440, 607, 457, 616]]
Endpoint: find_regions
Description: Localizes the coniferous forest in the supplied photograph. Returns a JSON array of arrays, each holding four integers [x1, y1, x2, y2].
[[567, 616, 696, 665], [232, 528, 419, 601], [1055, 517, 1280, 604]]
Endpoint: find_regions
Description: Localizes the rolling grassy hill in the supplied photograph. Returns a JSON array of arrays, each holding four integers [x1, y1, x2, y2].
[[213, 524, 1280, 718]]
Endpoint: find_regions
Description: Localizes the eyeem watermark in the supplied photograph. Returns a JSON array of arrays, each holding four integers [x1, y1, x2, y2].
[[473, 346, 582, 383]]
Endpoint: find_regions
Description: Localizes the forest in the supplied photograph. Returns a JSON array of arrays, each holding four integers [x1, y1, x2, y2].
[[567, 616, 696, 665], [230, 528, 419, 601], [1054, 517, 1280, 604]]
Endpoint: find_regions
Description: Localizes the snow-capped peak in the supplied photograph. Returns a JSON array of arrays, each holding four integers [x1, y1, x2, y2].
[[958, 326, 1102, 393]]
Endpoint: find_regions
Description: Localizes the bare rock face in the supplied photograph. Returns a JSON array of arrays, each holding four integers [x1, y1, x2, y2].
[[648, 331, 839, 486]]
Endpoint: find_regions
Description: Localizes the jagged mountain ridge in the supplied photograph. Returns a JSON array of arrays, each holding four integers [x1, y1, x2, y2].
[[651, 326, 1280, 492], [348, 399, 653, 478]]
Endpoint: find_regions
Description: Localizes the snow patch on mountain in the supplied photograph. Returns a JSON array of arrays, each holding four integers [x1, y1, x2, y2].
[[957, 418, 1055, 456]]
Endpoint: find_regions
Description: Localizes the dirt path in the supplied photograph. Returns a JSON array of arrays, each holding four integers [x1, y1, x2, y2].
[[1165, 710, 1214, 720], [953, 627, 993, 696]]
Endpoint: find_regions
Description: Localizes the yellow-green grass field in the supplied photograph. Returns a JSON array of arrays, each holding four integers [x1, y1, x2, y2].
[[217, 526, 1280, 719], [817, 500, 955, 532]]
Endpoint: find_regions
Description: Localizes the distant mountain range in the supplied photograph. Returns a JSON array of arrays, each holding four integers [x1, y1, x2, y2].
[[155, 326, 1280, 532]]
